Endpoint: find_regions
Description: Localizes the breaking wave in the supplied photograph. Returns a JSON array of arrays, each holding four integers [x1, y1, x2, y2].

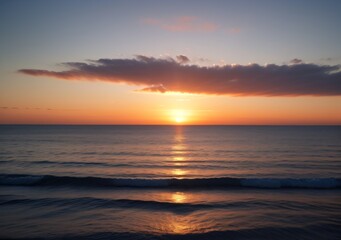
[[0, 174, 340, 189]]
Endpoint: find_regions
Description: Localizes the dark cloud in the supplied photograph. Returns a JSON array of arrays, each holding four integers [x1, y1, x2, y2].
[[176, 55, 190, 64], [19, 56, 341, 96], [290, 58, 303, 64]]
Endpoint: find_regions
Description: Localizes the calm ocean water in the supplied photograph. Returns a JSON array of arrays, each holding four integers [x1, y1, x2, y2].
[[0, 125, 340, 239]]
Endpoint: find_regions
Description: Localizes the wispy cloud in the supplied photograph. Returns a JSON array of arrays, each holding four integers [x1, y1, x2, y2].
[[19, 55, 341, 96], [142, 16, 218, 32]]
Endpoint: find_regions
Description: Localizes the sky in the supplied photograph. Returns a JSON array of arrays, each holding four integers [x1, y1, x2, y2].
[[0, 0, 341, 125]]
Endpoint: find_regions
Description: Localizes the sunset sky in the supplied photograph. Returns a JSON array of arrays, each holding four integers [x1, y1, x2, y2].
[[1, 0, 340, 125]]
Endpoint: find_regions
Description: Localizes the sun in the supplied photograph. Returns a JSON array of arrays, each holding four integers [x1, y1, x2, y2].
[[175, 116, 184, 123], [171, 109, 188, 124]]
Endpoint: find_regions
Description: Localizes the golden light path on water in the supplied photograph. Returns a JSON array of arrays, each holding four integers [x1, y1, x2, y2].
[[165, 126, 194, 234], [149, 126, 218, 234], [171, 126, 188, 179]]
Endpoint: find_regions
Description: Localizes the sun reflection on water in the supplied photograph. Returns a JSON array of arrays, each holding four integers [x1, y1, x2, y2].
[[171, 127, 189, 178], [171, 191, 187, 203], [171, 142, 187, 155], [156, 214, 207, 234], [171, 169, 187, 178], [148, 191, 217, 235], [173, 156, 185, 161]]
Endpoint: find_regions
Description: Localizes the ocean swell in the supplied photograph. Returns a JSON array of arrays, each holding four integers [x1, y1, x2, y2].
[[0, 174, 340, 189]]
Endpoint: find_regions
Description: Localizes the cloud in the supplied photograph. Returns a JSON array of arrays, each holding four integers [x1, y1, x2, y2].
[[19, 56, 341, 96], [176, 55, 190, 64], [142, 16, 218, 32], [290, 58, 303, 64]]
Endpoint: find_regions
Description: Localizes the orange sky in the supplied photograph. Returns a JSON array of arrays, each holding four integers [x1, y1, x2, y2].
[[1, 79, 340, 125]]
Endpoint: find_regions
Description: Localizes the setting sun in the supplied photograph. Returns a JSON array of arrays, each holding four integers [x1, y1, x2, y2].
[[171, 110, 188, 124], [175, 117, 184, 123]]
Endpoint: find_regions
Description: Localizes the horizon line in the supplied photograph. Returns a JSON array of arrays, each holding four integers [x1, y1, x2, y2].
[[0, 124, 340, 127]]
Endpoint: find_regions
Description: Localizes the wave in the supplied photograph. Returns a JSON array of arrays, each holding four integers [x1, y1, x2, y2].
[[0, 174, 340, 189], [65, 224, 341, 240], [66, 224, 341, 240], [0, 197, 224, 213], [2, 196, 338, 214], [29, 160, 130, 167], [3, 225, 340, 240], [0, 159, 239, 170]]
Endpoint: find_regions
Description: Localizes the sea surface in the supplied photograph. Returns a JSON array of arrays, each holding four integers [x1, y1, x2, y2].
[[0, 125, 340, 239]]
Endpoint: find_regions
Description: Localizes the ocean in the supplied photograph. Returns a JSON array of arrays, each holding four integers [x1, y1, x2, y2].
[[0, 125, 340, 239]]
